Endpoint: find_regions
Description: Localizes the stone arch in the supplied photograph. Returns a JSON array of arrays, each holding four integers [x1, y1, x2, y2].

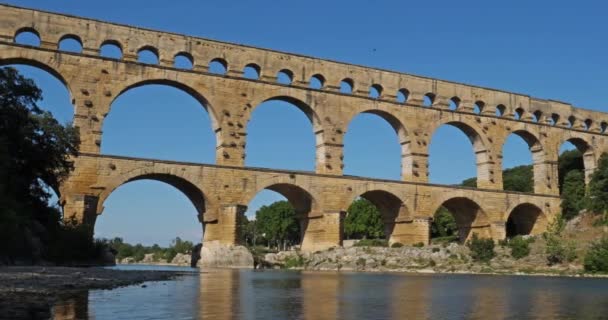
[[96, 169, 207, 221], [560, 136, 596, 184], [345, 109, 410, 180], [0, 57, 73, 100], [58, 34, 83, 52], [110, 79, 220, 132], [431, 196, 492, 242], [345, 188, 410, 243], [431, 119, 494, 188], [248, 94, 321, 128], [501, 128, 547, 194], [505, 203, 548, 237], [13, 27, 41, 46], [242, 178, 318, 217], [242, 179, 319, 249], [245, 94, 322, 171]]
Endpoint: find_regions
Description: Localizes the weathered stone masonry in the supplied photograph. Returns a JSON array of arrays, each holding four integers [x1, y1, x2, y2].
[[1, 4, 606, 251]]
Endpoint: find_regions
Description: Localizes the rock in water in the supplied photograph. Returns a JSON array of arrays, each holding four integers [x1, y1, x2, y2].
[[197, 241, 254, 268]]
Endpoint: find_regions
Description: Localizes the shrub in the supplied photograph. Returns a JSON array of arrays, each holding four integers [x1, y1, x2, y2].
[[428, 259, 436, 267], [284, 255, 305, 269], [390, 242, 404, 248], [467, 234, 495, 263], [353, 239, 388, 247], [508, 236, 531, 260], [432, 247, 440, 253], [413, 242, 425, 248], [356, 257, 366, 267], [584, 237, 608, 273], [545, 234, 577, 265]]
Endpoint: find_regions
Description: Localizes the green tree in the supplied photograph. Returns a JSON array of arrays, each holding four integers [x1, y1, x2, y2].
[[431, 207, 457, 239], [0, 67, 80, 263], [467, 234, 496, 263], [561, 170, 586, 220], [586, 153, 608, 217], [503, 165, 533, 193], [558, 149, 584, 192], [255, 201, 301, 248], [344, 198, 384, 239]]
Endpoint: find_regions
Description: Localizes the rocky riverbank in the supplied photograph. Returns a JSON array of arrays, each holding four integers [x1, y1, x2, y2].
[[0, 266, 188, 319], [262, 244, 599, 277], [117, 252, 193, 266]]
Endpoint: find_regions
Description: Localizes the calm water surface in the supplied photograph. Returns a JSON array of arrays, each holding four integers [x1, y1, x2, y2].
[[51, 265, 608, 319]]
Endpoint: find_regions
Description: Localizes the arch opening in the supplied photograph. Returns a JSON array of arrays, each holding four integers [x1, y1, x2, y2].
[[245, 97, 316, 171], [243, 63, 260, 80], [102, 82, 216, 163], [429, 122, 485, 187], [473, 101, 484, 114], [344, 110, 405, 180], [137, 47, 159, 64], [340, 78, 353, 94], [0, 63, 74, 124], [449, 97, 460, 111], [506, 203, 547, 238], [558, 139, 588, 219], [100, 40, 123, 59], [309, 74, 324, 89], [174, 52, 194, 69], [369, 84, 382, 99], [396, 89, 409, 103], [344, 190, 405, 244], [501, 131, 538, 193], [96, 176, 205, 249], [14, 28, 40, 46], [423, 93, 435, 107], [58, 35, 82, 53], [276, 69, 293, 85], [208, 58, 227, 75], [432, 197, 491, 243], [496, 104, 506, 117], [243, 184, 314, 249]]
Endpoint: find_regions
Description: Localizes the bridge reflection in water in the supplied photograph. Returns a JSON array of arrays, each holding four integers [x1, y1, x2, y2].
[[47, 268, 608, 320]]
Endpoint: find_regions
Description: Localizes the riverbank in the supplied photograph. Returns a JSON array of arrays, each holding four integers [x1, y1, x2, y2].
[[0, 266, 189, 319], [262, 245, 608, 278]]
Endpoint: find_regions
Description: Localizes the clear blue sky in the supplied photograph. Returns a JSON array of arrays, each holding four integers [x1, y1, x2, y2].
[[6, 0, 607, 246]]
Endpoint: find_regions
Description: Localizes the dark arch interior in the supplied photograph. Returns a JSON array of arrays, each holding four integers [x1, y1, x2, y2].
[[243, 184, 314, 248], [506, 203, 544, 238], [436, 197, 488, 243], [345, 190, 405, 240]]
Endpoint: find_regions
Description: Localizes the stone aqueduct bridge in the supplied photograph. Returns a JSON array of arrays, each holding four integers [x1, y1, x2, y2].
[[2, 5, 608, 251]]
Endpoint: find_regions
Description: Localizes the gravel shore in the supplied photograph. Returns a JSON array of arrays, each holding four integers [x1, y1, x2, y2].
[[0, 266, 188, 319]]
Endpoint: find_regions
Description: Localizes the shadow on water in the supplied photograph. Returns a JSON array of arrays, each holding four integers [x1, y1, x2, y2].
[[12, 267, 608, 320]]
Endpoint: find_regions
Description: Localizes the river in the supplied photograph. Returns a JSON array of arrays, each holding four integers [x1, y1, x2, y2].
[[49, 265, 608, 319]]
